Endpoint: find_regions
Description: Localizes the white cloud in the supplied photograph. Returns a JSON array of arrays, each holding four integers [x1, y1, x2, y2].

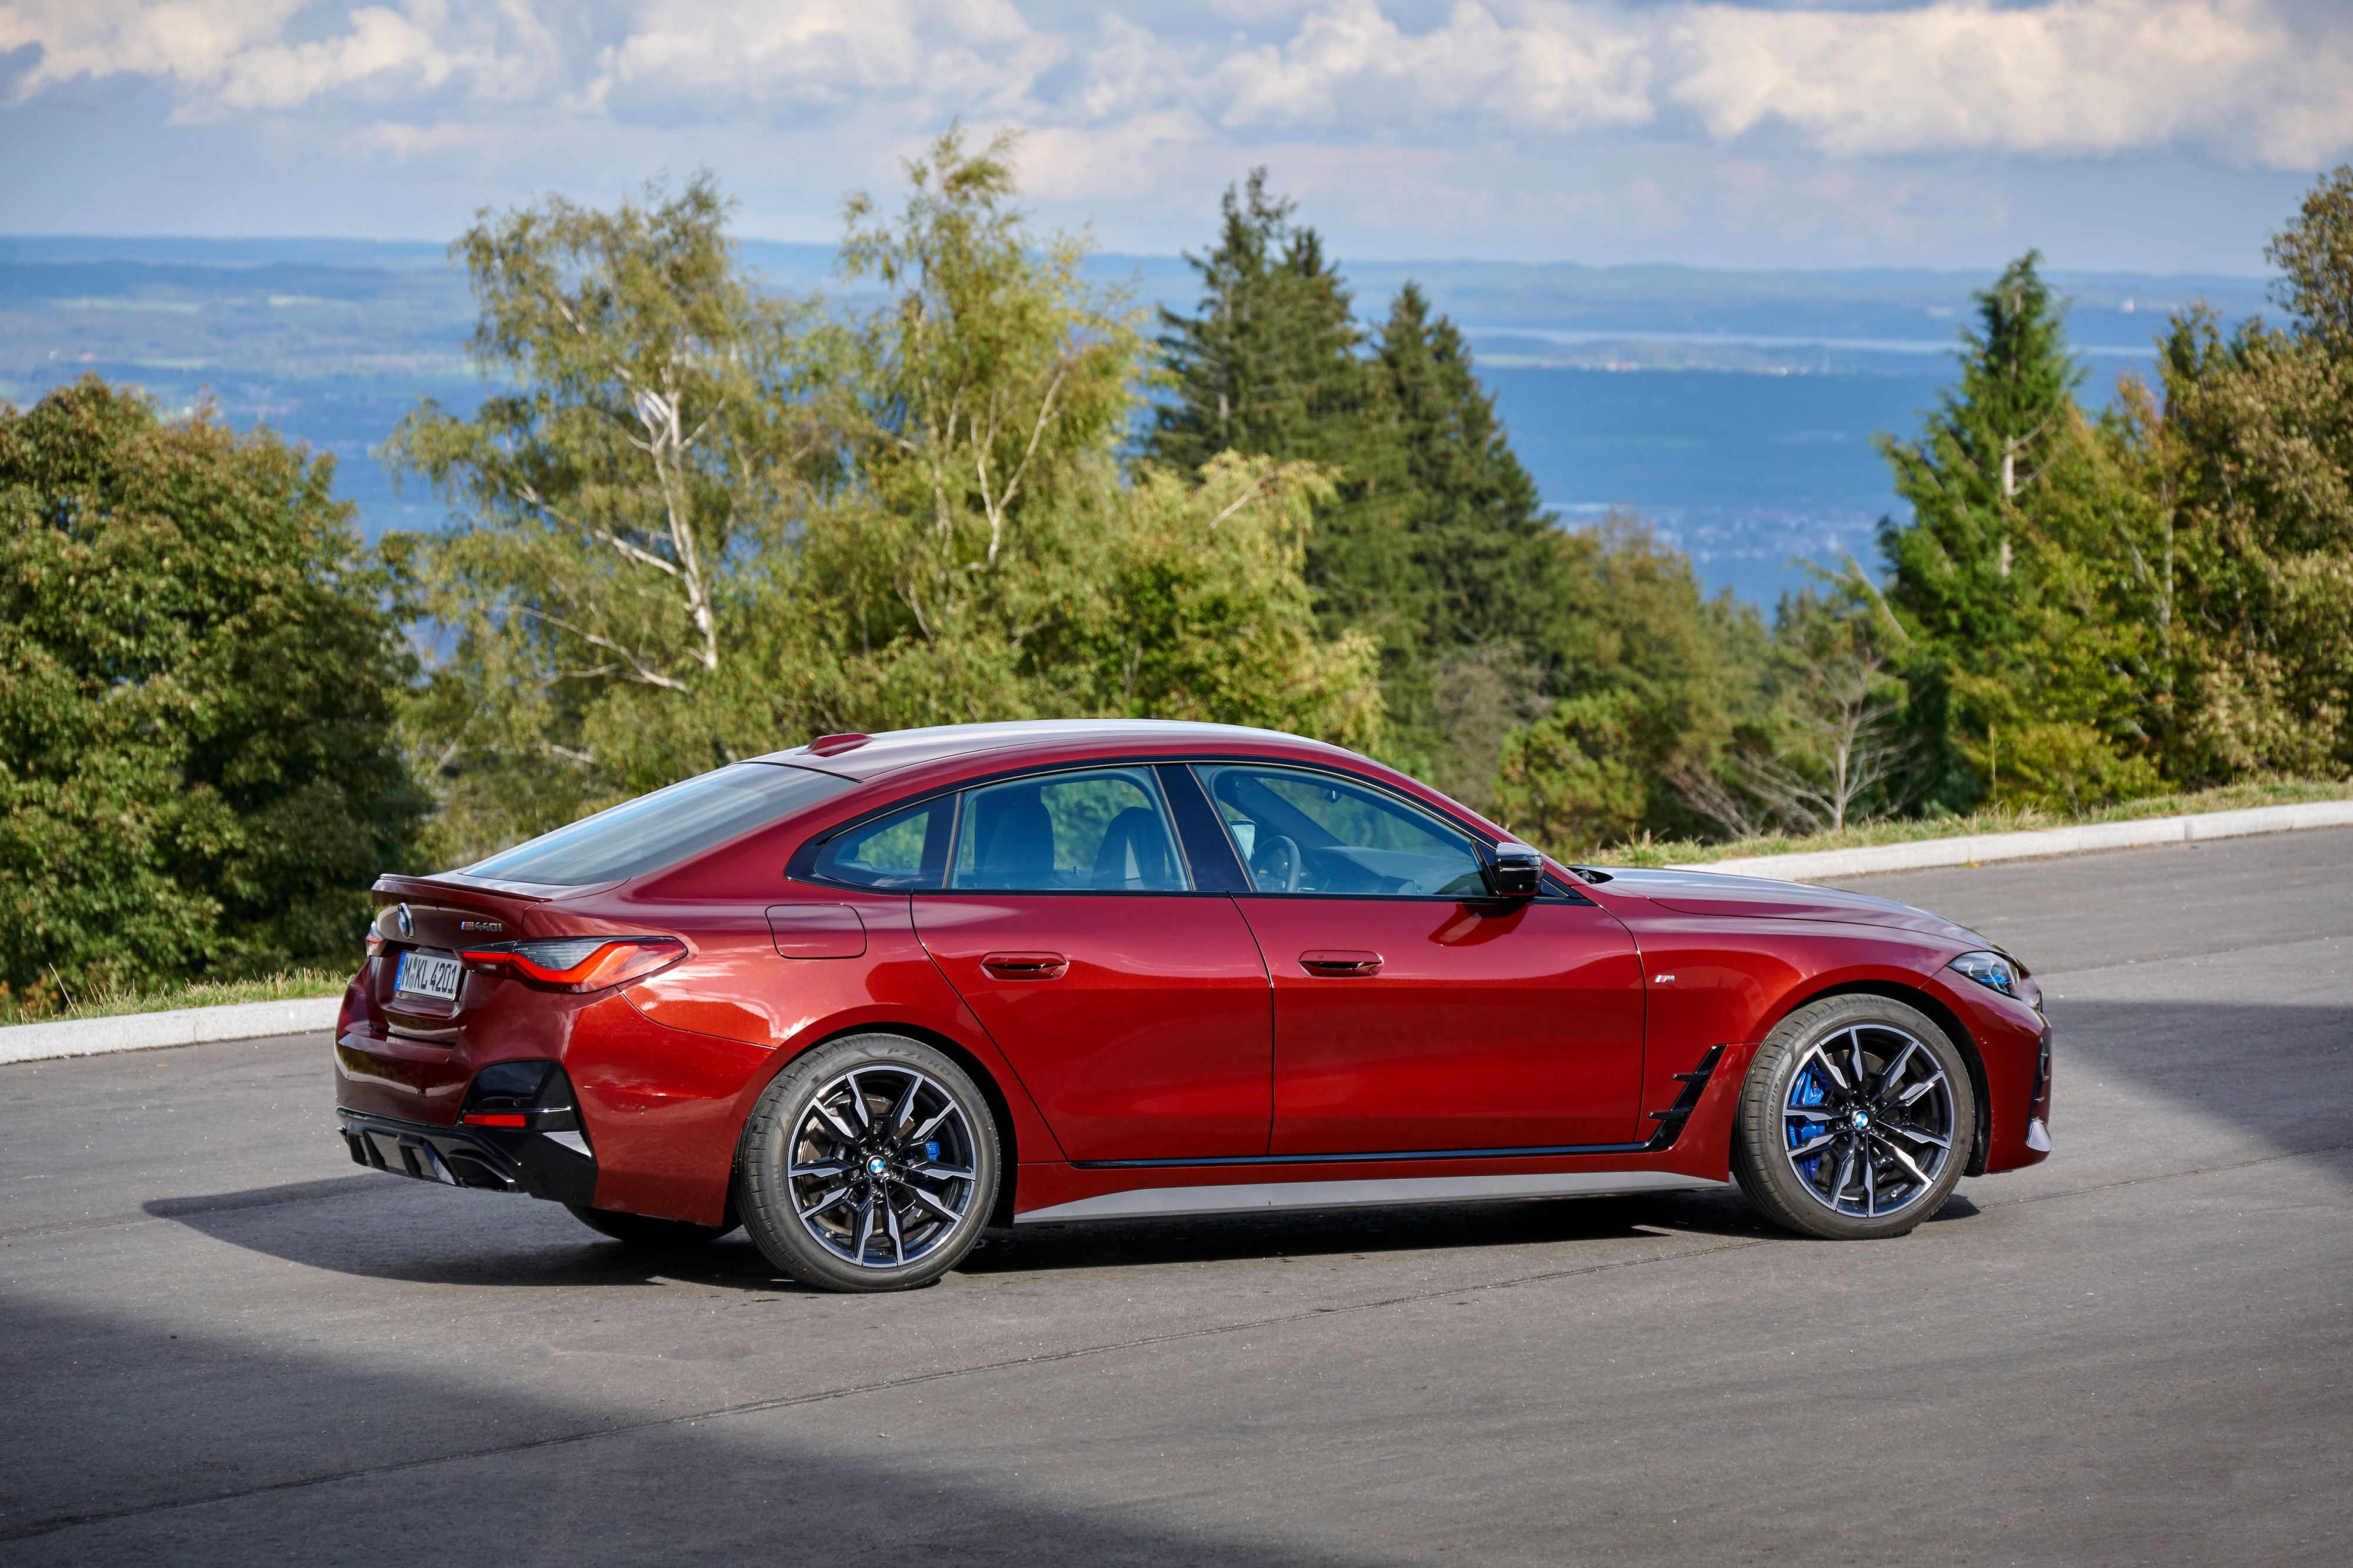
[[3, 0, 2349, 170], [1014, 108, 1214, 204], [2, 0, 558, 115], [1175, 0, 2352, 165], [2, 0, 310, 94], [338, 115, 487, 158], [581, 0, 1054, 122], [1667, 0, 2353, 169], [1204, 2, 1655, 135]]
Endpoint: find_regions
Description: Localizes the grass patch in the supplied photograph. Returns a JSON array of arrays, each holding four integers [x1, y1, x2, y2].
[[1584, 776, 2353, 868], [0, 969, 348, 1028]]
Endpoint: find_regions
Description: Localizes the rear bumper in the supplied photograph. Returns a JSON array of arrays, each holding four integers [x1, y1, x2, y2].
[[338, 1108, 598, 1207]]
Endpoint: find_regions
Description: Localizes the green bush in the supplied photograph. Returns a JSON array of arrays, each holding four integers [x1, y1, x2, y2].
[[1492, 691, 1648, 853], [1984, 722, 2166, 813], [0, 378, 426, 1000]]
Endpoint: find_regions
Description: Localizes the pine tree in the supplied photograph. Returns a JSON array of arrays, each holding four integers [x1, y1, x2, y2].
[[1375, 281, 1559, 660], [1151, 169, 1377, 475], [1877, 250, 2085, 668], [1873, 252, 2107, 807], [1151, 176, 1762, 832], [1148, 171, 1416, 662]]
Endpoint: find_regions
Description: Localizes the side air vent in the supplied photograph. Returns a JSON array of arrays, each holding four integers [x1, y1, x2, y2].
[[1643, 1045, 1727, 1152]]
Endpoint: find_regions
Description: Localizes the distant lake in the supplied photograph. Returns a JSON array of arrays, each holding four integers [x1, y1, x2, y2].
[[329, 359, 2156, 609], [4, 237, 2216, 609], [55, 359, 2102, 609], [1492, 351, 2175, 604], [1487, 365, 1958, 603]]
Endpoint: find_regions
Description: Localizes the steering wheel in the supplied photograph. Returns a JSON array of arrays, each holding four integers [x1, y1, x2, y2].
[[1250, 834, 1302, 892]]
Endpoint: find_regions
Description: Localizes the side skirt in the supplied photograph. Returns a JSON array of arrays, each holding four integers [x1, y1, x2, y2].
[[1012, 1168, 1729, 1226]]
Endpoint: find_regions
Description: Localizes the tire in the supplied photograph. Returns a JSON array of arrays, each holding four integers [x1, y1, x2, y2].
[[736, 1033, 1001, 1293], [1732, 994, 1977, 1241], [566, 1203, 738, 1248]]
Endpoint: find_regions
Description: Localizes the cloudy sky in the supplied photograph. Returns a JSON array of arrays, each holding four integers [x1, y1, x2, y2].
[[4, 0, 2348, 273]]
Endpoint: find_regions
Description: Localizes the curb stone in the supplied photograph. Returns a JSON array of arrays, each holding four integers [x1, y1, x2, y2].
[[1669, 799, 2353, 882], [0, 996, 342, 1067]]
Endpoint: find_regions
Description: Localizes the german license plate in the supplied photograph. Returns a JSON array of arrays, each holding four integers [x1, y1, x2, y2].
[[394, 950, 463, 1003]]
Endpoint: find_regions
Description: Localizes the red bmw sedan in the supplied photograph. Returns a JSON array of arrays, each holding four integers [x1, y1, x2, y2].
[[335, 720, 2052, 1292]]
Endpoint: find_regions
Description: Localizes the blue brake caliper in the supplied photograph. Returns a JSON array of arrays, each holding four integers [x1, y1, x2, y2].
[[1787, 1065, 1831, 1183]]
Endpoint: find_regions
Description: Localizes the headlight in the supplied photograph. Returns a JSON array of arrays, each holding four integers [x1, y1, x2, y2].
[[1948, 949, 2019, 997]]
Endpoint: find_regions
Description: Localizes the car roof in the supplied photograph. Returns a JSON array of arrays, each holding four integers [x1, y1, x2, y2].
[[756, 719, 1366, 782]]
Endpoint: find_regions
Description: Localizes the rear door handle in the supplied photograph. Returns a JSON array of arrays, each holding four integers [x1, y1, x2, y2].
[[981, 951, 1070, 981], [1299, 950, 1383, 977]]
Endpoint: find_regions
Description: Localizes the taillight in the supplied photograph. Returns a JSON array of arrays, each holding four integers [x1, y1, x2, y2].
[[365, 934, 384, 958], [461, 937, 687, 992]]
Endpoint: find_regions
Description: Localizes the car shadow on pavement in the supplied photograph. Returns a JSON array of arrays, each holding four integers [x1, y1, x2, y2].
[[0, 1293, 1352, 1566], [141, 1182, 811, 1292], [1591, 1187, 1982, 1245], [145, 1181, 1685, 1290], [961, 1193, 1667, 1276]]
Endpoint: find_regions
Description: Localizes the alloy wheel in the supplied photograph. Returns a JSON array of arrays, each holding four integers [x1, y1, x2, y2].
[[786, 1066, 979, 1269], [1781, 1023, 1957, 1220]]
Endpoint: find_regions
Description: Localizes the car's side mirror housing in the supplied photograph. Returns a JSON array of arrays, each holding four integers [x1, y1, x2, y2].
[[1483, 841, 1544, 900]]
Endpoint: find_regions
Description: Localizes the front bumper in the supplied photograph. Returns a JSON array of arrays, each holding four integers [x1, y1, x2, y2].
[[338, 1108, 598, 1207], [2025, 1020, 2055, 1153]]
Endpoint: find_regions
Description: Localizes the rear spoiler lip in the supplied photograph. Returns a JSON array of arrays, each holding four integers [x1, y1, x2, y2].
[[371, 871, 582, 904]]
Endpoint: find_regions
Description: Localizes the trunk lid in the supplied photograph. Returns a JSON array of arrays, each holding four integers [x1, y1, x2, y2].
[[366, 875, 554, 1045]]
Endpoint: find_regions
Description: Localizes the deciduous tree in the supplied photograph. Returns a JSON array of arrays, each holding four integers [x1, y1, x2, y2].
[[0, 379, 424, 997]]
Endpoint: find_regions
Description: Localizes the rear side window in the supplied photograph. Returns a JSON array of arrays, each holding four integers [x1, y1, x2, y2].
[[949, 768, 1189, 892], [810, 797, 955, 890], [465, 763, 851, 886]]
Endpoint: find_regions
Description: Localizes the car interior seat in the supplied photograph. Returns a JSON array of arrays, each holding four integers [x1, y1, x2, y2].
[[1091, 806, 1179, 890]]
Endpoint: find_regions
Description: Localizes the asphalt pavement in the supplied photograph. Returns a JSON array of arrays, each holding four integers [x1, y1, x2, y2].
[[3, 830, 2348, 1564]]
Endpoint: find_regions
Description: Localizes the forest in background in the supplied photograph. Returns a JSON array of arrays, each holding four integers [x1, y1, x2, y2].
[[5, 134, 2349, 1003]]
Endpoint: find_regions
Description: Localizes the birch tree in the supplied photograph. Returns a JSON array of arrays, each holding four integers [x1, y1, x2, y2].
[[388, 148, 1386, 865], [386, 175, 823, 853]]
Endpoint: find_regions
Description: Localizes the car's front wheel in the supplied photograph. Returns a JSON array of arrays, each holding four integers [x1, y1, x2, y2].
[[1732, 994, 1975, 1240], [736, 1034, 1000, 1293]]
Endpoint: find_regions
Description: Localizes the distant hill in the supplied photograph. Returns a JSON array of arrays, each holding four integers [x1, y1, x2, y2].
[[0, 235, 2272, 602]]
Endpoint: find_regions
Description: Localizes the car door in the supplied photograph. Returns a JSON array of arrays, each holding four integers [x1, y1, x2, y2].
[[1195, 763, 1646, 1156], [909, 765, 1274, 1162]]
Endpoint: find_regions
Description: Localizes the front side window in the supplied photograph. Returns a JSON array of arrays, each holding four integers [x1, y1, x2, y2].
[[810, 798, 954, 890], [1196, 765, 1487, 898], [466, 763, 852, 886], [949, 768, 1188, 892]]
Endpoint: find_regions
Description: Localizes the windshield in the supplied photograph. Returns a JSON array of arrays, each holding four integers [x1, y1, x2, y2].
[[465, 763, 853, 886]]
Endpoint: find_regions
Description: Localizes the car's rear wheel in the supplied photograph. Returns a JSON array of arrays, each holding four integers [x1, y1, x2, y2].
[[565, 1203, 738, 1248], [736, 1034, 999, 1293], [1732, 994, 1975, 1240]]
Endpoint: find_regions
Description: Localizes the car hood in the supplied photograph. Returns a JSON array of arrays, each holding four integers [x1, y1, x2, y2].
[[1594, 866, 1980, 943]]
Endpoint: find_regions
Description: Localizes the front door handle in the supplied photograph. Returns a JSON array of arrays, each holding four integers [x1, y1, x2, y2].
[[1299, 950, 1383, 977], [981, 951, 1070, 981]]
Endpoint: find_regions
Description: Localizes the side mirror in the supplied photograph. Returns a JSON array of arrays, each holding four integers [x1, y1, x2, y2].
[[1484, 841, 1544, 900]]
